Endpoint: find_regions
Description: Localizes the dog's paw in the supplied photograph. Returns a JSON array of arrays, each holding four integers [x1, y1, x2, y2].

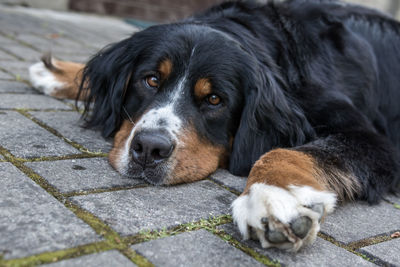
[[231, 183, 336, 251], [29, 54, 65, 96]]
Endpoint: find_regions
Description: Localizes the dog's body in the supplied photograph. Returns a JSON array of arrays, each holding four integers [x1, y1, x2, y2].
[[29, 0, 399, 251]]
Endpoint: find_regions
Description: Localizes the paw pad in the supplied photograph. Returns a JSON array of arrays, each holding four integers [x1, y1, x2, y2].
[[290, 216, 312, 239]]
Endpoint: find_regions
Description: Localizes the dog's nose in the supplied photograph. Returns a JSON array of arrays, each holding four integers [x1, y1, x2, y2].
[[131, 131, 174, 167]]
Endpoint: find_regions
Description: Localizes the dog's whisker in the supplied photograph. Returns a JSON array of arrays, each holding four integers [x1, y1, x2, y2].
[[123, 106, 135, 125]]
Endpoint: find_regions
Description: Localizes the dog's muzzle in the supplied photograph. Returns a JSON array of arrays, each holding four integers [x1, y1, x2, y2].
[[129, 130, 175, 184]]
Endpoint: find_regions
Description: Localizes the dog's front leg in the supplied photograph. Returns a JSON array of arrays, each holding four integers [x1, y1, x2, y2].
[[232, 148, 337, 251], [232, 130, 398, 251]]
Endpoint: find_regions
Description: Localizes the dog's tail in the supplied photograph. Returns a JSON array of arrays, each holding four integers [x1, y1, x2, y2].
[[29, 53, 86, 100]]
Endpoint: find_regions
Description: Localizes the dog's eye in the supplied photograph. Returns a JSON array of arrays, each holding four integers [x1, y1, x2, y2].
[[207, 94, 221, 105], [145, 75, 160, 89]]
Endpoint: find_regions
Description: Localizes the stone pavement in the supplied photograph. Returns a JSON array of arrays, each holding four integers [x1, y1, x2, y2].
[[0, 4, 399, 267]]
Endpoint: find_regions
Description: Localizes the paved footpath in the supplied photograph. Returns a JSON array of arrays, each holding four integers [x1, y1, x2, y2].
[[0, 4, 399, 267]]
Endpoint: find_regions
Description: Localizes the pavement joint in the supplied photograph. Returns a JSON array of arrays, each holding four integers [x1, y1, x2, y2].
[[212, 228, 281, 267], [207, 177, 241, 196], [0, 31, 39, 51], [17, 109, 106, 156], [62, 184, 150, 198], [347, 233, 399, 251], [1, 241, 114, 267], [0, 145, 153, 267], [17, 153, 107, 163], [317, 232, 380, 265], [122, 215, 280, 266], [123, 215, 233, 245], [0, 47, 25, 61], [0, 66, 19, 81]]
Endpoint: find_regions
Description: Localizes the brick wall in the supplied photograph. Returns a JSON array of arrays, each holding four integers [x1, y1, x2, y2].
[[68, 0, 400, 22]]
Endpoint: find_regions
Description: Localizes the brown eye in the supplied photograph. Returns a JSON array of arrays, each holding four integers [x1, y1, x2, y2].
[[207, 94, 221, 105], [145, 75, 160, 88]]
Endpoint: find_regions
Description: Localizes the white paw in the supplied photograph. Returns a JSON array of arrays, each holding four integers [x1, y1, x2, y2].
[[232, 183, 337, 251], [29, 61, 65, 96]]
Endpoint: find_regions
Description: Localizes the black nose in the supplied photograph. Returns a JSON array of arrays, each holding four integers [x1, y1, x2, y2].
[[131, 131, 174, 167]]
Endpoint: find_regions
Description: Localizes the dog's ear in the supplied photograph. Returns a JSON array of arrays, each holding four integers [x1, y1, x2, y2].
[[78, 38, 139, 137], [229, 59, 315, 176]]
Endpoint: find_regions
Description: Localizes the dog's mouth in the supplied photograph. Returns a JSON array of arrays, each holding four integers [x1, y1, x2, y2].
[[110, 122, 227, 186], [125, 160, 171, 185], [123, 129, 176, 185]]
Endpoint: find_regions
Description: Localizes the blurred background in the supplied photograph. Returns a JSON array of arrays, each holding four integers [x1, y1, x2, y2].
[[0, 0, 399, 23]]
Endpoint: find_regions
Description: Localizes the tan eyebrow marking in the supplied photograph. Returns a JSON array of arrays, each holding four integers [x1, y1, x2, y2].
[[158, 58, 173, 80], [194, 78, 212, 100]]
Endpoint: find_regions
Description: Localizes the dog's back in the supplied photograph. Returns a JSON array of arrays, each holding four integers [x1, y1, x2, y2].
[[197, 0, 400, 150]]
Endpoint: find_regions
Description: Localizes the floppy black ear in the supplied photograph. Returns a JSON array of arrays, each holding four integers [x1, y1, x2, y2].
[[79, 38, 139, 137], [229, 60, 315, 176]]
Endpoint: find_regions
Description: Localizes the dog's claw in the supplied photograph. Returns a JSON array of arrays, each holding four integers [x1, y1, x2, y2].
[[290, 216, 312, 239]]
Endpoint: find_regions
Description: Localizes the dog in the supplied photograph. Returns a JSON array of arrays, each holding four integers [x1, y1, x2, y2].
[[29, 0, 400, 251]]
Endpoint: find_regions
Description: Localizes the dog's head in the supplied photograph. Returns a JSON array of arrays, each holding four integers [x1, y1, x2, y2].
[[80, 22, 314, 185]]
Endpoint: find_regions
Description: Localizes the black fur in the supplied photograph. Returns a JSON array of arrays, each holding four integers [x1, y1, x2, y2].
[[80, 0, 400, 202]]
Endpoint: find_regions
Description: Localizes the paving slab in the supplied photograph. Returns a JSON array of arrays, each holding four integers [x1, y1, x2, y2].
[[0, 162, 101, 259], [11, 33, 95, 55], [26, 157, 144, 194], [1, 44, 42, 61], [0, 111, 79, 158], [41, 250, 136, 267], [219, 224, 375, 267], [209, 169, 247, 193], [0, 60, 34, 80], [321, 201, 400, 244], [0, 34, 19, 45], [0, 94, 71, 109], [0, 6, 137, 48], [52, 53, 91, 63], [0, 49, 17, 60], [70, 180, 236, 236], [131, 229, 264, 267], [359, 238, 400, 266], [0, 69, 13, 79], [0, 80, 38, 93], [61, 99, 85, 110], [9, 33, 96, 63], [386, 194, 400, 206], [29, 111, 112, 153]]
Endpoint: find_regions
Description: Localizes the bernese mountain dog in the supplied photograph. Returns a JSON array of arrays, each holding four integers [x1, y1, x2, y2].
[[29, 0, 399, 251]]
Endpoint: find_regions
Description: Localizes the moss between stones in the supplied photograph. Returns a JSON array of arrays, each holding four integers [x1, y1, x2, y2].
[[2, 33, 40, 54], [125, 215, 233, 244], [1, 241, 113, 267], [2, 146, 266, 267], [63, 184, 149, 198], [347, 234, 394, 250], [19, 153, 107, 163], [124, 215, 279, 267], [212, 229, 281, 267], [207, 178, 241, 196], [119, 248, 154, 267], [16, 109, 106, 156], [394, 203, 400, 210], [317, 233, 377, 264], [0, 145, 153, 266]]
